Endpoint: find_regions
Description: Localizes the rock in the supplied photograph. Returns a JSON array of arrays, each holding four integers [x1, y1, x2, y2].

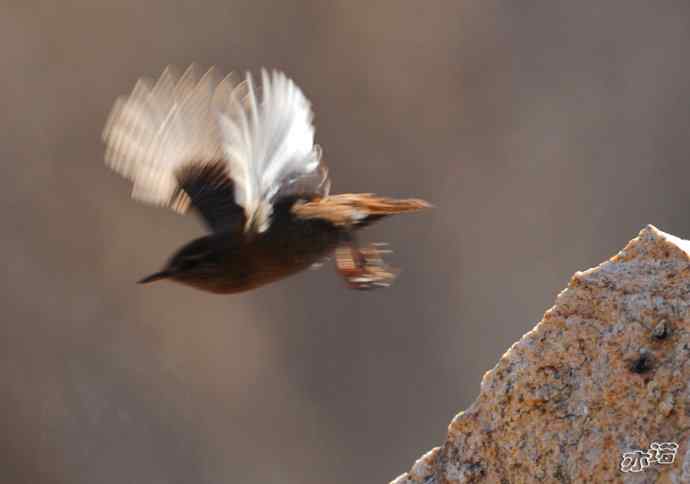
[[392, 225, 690, 483]]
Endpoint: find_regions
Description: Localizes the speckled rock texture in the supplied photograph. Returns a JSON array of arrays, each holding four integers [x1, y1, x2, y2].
[[392, 226, 690, 484]]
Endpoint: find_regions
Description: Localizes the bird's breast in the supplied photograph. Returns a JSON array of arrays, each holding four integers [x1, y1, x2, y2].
[[198, 219, 344, 294]]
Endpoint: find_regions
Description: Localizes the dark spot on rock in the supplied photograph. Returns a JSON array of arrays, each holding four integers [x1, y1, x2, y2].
[[554, 464, 571, 483], [652, 319, 671, 340], [630, 352, 653, 374], [457, 461, 484, 480]]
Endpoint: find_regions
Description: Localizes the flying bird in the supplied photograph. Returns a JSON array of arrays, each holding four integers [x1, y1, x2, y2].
[[103, 66, 430, 293]]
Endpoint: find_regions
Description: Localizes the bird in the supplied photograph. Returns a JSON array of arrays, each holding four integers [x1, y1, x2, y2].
[[103, 65, 430, 294]]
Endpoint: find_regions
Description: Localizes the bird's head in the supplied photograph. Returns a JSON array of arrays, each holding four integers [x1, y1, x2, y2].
[[138, 235, 224, 285]]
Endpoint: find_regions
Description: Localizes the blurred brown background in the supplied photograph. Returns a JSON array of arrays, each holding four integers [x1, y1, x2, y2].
[[3, 1, 690, 483]]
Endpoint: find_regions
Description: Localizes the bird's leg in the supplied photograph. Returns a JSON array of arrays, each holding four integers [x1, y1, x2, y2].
[[335, 233, 397, 290]]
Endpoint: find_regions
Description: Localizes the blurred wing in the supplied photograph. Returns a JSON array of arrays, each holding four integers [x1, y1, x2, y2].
[[104, 65, 228, 211], [104, 66, 325, 234], [218, 69, 324, 232], [274, 152, 331, 200]]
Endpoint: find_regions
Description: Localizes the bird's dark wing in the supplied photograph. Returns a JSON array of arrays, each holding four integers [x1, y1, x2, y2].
[[175, 161, 246, 233]]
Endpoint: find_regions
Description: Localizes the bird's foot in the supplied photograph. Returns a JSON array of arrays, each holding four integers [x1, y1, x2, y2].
[[335, 242, 398, 290]]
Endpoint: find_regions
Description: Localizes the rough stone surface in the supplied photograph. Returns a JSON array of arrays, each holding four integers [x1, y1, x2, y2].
[[392, 226, 690, 483]]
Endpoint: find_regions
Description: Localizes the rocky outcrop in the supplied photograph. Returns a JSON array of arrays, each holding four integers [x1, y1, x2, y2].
[[392, 226, 690, 483]]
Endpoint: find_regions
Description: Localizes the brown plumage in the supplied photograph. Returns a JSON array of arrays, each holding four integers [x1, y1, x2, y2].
[[103, 66, 430, 293], [291, 194, 430, 227]]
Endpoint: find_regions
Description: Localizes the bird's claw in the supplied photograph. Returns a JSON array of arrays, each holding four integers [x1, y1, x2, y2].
[[336, 243, 398, 290]]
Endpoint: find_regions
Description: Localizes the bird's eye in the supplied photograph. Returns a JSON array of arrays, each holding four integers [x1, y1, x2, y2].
[[185, 251, 208, 262], [171, 250, 209, 271]]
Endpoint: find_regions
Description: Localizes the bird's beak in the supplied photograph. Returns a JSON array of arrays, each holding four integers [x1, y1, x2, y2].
[[137, 270, 172, 284]]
